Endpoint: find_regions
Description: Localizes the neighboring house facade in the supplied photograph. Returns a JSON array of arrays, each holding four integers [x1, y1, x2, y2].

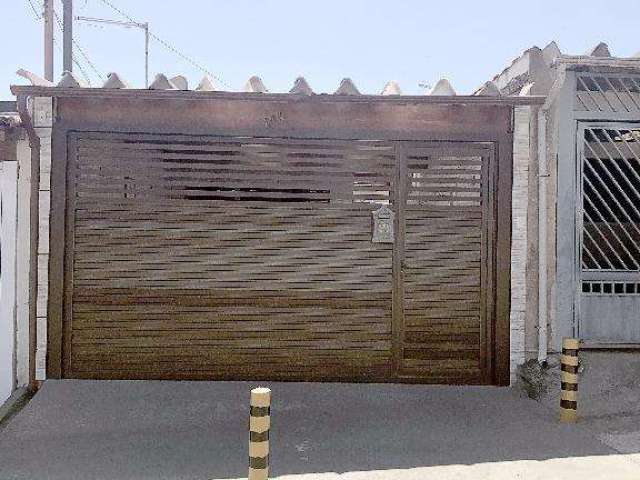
[[486, 42, 640, 365], [9, 72, 543, 386], [0, 103, 32, 404]]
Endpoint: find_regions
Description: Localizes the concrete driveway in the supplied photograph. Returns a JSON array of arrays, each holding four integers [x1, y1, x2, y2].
[[0, 380, 638, 480]]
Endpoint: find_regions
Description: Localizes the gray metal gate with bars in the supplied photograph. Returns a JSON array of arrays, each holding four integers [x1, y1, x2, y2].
[[579, 123, 640, 343]]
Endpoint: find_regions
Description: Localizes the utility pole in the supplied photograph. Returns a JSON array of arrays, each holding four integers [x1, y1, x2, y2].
[[63, 0, 73, 73], [43, 0, 54, 81]]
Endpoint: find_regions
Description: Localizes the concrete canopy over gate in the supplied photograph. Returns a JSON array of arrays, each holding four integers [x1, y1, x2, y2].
[[12, 84, 542, 385]]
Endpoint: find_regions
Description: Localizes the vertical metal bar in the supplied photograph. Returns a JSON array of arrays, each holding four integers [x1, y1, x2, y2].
[[144, 23, 149, 88], [62, 0, 73, 73], [392, 142, 406, 378], [43, 0, 54, 81]]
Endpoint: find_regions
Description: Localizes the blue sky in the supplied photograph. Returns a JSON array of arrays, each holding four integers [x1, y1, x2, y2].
[[2, 0, 638, 99]]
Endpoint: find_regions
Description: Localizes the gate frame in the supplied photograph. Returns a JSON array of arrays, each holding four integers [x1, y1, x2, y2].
[[11, 86, 545, 385], [575, 120, 640, 343]]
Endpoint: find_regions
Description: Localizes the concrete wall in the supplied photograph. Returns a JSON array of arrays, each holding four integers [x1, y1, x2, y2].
[[15, 138, 32, 387], [30, 97, 53, 381], [510, 105, 541, 381]]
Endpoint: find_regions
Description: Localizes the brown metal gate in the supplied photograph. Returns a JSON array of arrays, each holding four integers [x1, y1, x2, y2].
[[43, 92, 514, 384], [396, 142, 496, 384]]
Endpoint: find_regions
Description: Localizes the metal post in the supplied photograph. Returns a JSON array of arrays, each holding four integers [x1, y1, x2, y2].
[[144, 23, 149, 88], [560, 337, 580, 423], [75, 16, 149, 87], [43, 0, 54, 81], [62, 0, 73, 73], [249, 387, 271, 480]]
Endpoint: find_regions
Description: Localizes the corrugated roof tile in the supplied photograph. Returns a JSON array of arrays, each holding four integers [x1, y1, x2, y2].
[[102, 72, 130, 89], [290, 77, 314, 95], [429, 78, 456, 95], [170, 75, 189, 90], [589, 42, 612, 57], [381, 81, 402, 95], [245, 76, 268, 93], [149, 74, 177, 90], [57, 71, 87, 88], [334, 78, 360, 95], [475, 81, 500, 96], [196, 76, 217, 91]]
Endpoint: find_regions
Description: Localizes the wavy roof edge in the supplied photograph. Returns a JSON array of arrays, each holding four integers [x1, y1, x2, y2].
[[13, 69, 513, 98], [481, 41, 640, 96]]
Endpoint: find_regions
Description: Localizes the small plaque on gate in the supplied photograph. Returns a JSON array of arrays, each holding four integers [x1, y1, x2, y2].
[[372, 206, 395, 243]]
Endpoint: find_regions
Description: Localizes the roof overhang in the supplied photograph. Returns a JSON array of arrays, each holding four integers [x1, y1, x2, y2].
[[10, 85, 546, 106]]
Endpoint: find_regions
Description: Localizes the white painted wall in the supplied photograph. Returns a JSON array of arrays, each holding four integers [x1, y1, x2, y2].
[[15, 139, 32, 387], [0, 160, 18, 403]]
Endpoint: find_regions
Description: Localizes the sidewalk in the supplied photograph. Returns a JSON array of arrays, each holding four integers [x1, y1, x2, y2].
[[0, 380, 638, 480]]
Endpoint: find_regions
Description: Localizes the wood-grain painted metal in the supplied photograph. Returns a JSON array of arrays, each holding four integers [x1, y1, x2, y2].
[[45, 94, 513, 384]]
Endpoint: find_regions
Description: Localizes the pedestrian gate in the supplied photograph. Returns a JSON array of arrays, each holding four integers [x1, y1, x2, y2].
[[579, 123, 640, 342]]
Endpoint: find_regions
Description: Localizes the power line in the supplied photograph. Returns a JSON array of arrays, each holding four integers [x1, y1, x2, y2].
[[96, 0, 231, 88], [51, 33, 93, 86], [24, 0, 98, 86], [26, 0, 42, 20], [51, 9, 95, 86], [53, 7, 104, 83]]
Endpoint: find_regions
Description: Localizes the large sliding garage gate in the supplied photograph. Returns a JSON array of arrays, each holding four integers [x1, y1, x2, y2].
[[46, 93, 513, 384]]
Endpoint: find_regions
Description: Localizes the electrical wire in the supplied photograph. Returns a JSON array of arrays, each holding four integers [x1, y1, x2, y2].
[[96, 0, 231, 88], [53, 7, 104, 83], [51, 9, 95, 86], [26, 0, 42, 20], [24, 0, 97, 86], [52, 15, 93, 86], [51, 34, 93, 86]]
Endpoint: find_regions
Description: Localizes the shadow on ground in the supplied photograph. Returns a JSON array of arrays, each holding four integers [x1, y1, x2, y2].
[[0, 380, 638, 479]]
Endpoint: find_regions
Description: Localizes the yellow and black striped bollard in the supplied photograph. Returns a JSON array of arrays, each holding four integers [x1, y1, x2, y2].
[[249, 387, 271, 480], [560, 338, 580, 423]]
